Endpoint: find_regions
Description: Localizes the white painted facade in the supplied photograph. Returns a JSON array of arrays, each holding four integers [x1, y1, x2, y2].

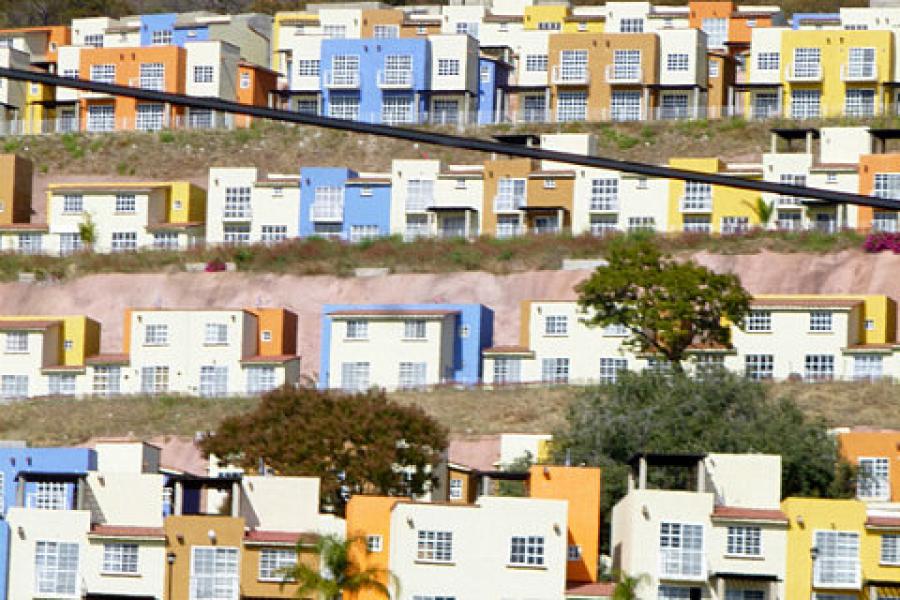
[[390, 158, 441, 238], [657, 28, 707, 88], [506, 30, 550, 90], [572, 168, 670, 235], [55, 45, 82, 103], [240, 475, 322, 531], [206, 167, 301, 244], [440, 5, 488, 40], [433, 165, 483, 238], [389, 496, 568, 600], [0, 48, 29, 120], [747, 27, 783, 86], [185, 40, 240, 101], [317, 7, 365, 39], [0, 323, 66, 399]]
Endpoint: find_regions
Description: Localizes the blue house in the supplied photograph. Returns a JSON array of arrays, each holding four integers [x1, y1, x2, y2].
[[318, 303, 494, 390], [477, 57, 511, 125], [299, 167, 392, 240], [0, 446, 96, 600], [139, 13, 210, 46], [320, 38, 431, 124]]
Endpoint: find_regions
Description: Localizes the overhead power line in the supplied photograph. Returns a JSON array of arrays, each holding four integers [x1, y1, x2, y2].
[[1, 66, 898, 211]]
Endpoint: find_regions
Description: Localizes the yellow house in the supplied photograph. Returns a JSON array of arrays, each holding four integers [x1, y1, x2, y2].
[[782, 498, 900, 600], [781, 29, 894, 119], [0, 314, 100, 367], [667, 157, 761, 234]]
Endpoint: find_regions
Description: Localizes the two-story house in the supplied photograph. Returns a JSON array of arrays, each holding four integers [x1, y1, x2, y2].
[[206, 167, 301, 245], [300, 166, 392, 241]]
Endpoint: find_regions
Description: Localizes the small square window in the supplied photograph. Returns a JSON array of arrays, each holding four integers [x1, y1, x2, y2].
[[567, 545, 582, 561], [63, 340, 74, 351], [360, 186, 373, 197], [366, 535, 383, 552], [827, 172, 838, 184], [459, 325, 470, 338], [637, 177, 648, 190], [455, 179, 466, 189], [261, 330, 272, 342], [543, 179, 556, 189], [865, 319, 876, 331], [173, 200, 183, 210]]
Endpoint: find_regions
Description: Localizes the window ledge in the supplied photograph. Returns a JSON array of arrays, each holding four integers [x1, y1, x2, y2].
[[100, 571, 142, 578], [723, 554, 764, 560], [507, 564, 548, 570], [142, 343, 169, 347], [401, 338, 428, 342], [807, 330, 834, 335], [543, 333, 569, 338], [414, 560, 456, 566], [203, 342, 230, 347], [343, 338, 369, 342]]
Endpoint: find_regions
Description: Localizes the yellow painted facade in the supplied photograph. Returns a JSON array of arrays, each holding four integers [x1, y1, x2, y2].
[[753, 294, 896, 345], [562, 18, 605, 34], [167, 182, 206, 223], [2, 315, 100, 366], [523, 6, 570, 31], [272, 12, 320, 74], [780, 29, 894, 118], [667, 157, 761, 233], [782, 498, 900, 600]]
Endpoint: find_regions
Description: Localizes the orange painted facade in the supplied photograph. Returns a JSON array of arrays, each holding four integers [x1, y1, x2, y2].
[[361, 9, 405, 38], [78, 46, 187, 130], [0, 25, 70, 66], [247, 308, 298, 356], [236, 62, 278, 127], [688, 2, 775, 55], [527, 465, 602, 584], [0, 154, 33, 225], [838, 429, 900, 502], [345, 495, 400, 600], [858, 154, 900, 230]]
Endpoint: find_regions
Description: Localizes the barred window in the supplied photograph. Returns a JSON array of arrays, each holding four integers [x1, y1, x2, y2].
[[194, 65, 214, 83], [258, 548, 296, 582], [809, 311, 833, 332], [804, 355, 835, 382], [745, 311, 771, 332]]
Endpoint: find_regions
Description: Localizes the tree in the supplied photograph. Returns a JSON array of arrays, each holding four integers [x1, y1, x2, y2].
[[576, 237, 752, 371], [611, 572, 649, 600], [201, 387, 447, 512], [78, 213, 96, 251], [551, 370, 853, 550], [285, 534, 395, 600], [747, 197, 775, 228]]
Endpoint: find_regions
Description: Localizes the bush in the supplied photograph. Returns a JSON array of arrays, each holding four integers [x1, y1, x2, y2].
[[863, 232, 900, 253]]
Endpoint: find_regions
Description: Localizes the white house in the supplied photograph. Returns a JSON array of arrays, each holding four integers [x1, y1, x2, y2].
[[206, 167, 301, 245]]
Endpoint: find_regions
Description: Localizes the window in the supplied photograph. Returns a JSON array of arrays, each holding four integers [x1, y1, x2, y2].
[[346, 320, 368, 339], [0, 375, 28, 399], [791, 89, 821, 120], [667, 53, 689, 72], [683, 216, 711, 233], [590, 215, 618, 236], [702, 17, 728, 47], [599, 358, 627, 384], [813, 531, 860, 588], [331, 54, 360, 87], [793, 47, 821, 78], [874, 173, 900, 200], [804, 355, 835, 382], [62, 193, 83, 214], [32, 482, 67, 510], [628, 216, 656, 232], [405, 214, 430, 240], [544, 315, 568, 336], [865, 319, 876, 331], [437, 59, 460, 76], [367, 535, 383, 552], [659, 522, 704, 578], [658, 586, 692, 600], [417, 530, 453, 562], [845, 88, 875, 118], [297, 59, 320, 77], [778, 173, 807, 206], [611, 91, 641, 122], [140, 366, 169, 393], [753, 92, 779, 119], [84, 33, 104, 48], [522, 95, 546, 122], [87, 105, 115, 132], [144, 324, 168, 345], [115, 194, 136, 213], [727, 527, 762, 557], [853, 355, 883, 381], [556, 91, 587, 122], [102, 543, 138, 574], [136, 103, 165, 131], [509, 536, 545, 566], [431, 100, 459, 125], [683, 181, 712, 210], [591, 179, 618, 211], [382, 94, 415, 125], [725, 592, 764, 600], [399, 362, 427, 389], [92, 366, 121, 396], [525, 54, 548, 72], [90, 64, 116, 84], [341, 362, 370, 392], [455, 22, 479, 38], [48, 374, 76, 396], [373, 25, 399, 39], [449, 479, 463, 500], [204, 323, 228, 345], [660, 94, 689, 119], [480, 66, 491, 83], [329, 95, 360, 121], [199, 366, 228, 397], [847, 47, 876, 79], [224, 224, 250, 244], [538, 21, 561, 31], [261, 225, 288, 244], [858, 457, 890, 499], [619, 18, 644, 32], [544, 179, 556, 189], [404, 320, 426, 339], [193, 65, 214, 83], [247, 366, 276, 394], [721, 216, 749, 235], [612, 49, 641, 81], [191, 547, 239, 600], [493, 358, 521, 384], [745, 311, 772, 332], [497, 215, 522, 238], [259, 549, 296, 582], [349, 225, 379, 242], [882, 534, 900, 565], [757, 52, 780, 71], [139, 63, 164, 91], [708, 59, 720, 78], [541, 358, 569, 384], [383, 54, 412, 87], [412, 596, 455, 600], [406, 179, 435, 211], [240, 72, 250, 89], [35, 541, 78, 596], [323, 24, 347, 39], [745, 355, 773, 381], [5, 331, 27, 353], [809, 311, 832, 332], [224, 186, 251, 219], [568, 545, 582, 561], [559, 49, 588, 82], [188, 108, 213, 129], [151, 29, 173, 45]]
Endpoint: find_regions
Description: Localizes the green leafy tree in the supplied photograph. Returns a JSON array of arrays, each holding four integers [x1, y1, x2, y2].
[[611, 572, 649, 600], [201, 387, 447, 513], [576, 237, 752, 371], [496, 451, 533, 497], [285, 534, 396, 600], [747, 197, 775, 227], [77, 213, 96, 251], [552, 370, 853, 550]]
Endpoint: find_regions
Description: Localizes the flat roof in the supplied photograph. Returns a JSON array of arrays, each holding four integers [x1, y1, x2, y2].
[[770, 127, 820, 140], [626, 452, 706, 468]]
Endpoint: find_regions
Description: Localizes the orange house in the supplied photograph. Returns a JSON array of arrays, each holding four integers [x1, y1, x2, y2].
[[858, 153, 900, 231], [688, 1, 780, 59], [236, 61, 278, 127], [838, 428, 900, 503]]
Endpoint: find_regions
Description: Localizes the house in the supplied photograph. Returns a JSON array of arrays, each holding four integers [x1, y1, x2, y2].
[[319, 303, 493, 391], [611, 452, 789, 600], [300, 166, 392, 241], [837, 428, 900, 505]]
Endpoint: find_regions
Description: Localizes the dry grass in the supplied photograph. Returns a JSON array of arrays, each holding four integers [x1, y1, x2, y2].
[[2, 381, 898, 447]]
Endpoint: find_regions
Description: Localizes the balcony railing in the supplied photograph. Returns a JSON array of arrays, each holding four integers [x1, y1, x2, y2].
[[378, 69, 414, 89], [324, 70, 360, 89], [786, 62, 823, 82], [680, 196, 713, 212], [222, 207, 252, 220], [494, 194, 526, 212], [659, 549, 705, 580], [551, 65, 590, 85], [605, 64, 642, 84], [311, 201, 344, 222], [841, 62, 877, 82]]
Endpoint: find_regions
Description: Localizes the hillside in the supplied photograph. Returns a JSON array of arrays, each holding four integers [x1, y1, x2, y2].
[[1, 381, 896, 446]]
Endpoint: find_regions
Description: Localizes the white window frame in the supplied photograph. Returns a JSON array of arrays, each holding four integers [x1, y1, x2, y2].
[[190, 546, 239, 600], [813, 530, 860, 589], [509, 535, 545, 567], [416, 530, 453, 563], [809, 311, 833, 332], [541, 357, 569, 384], [544, 315, 568, 336], [102, 543, 139, 574], [745, 310, 771, 332], [258, 548, 296, 582], [34, 540, 79, 597], [144, 324, 169, 345], [726, 526, 762, 557], [857, 456, 890, 500], [659, 522, 704, 579]]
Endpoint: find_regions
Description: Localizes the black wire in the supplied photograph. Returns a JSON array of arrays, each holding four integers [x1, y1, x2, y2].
[[1, 66, 898, 210]]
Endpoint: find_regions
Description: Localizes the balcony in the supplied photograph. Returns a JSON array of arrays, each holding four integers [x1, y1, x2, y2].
[[841, 62, 877, 82], [590, 198, 619, 213], [324, 71, 360, 89], [786, 62, 822, 82], [311, 201, 344, 222], [494, 194, 526, 212], [222, 207, 252, 221], [680, 195, 712, 213], [378, 69, 414, 89], [605, 64, 642, 84], [551, 65, 590, 86]]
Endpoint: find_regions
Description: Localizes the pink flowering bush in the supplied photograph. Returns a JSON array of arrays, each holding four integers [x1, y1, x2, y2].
[[863, 232, 900, 253]]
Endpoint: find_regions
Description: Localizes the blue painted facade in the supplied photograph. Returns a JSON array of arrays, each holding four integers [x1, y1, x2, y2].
[[299, 167, 392, 240], [477, 57, 509, 125], [320, 38, 431, 124], [0, 447, 96, 600], [140, 13, 210, 47], [790, 13, 840, 29], [318, 303, 494, 388]]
